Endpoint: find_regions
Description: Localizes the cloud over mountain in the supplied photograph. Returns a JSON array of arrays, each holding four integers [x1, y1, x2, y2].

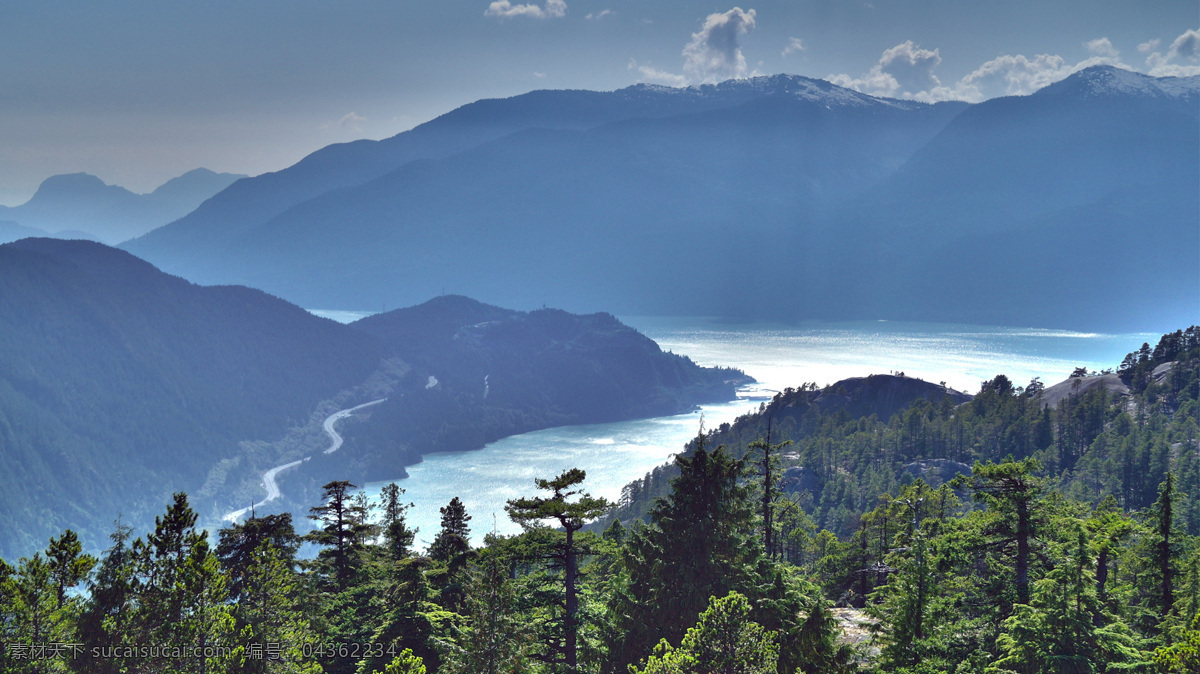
[[830, 41, 942, 99], [682, 7, 757, 83], [831, 35, 1148, 102], [1144, 28, 1200, 77]]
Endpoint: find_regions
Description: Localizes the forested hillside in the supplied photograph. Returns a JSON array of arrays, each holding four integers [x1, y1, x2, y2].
[[2, 327, 1196, 672], [0, 238, 386, 559], [347, 295, 750, 480], [0, 245, 748, 562]]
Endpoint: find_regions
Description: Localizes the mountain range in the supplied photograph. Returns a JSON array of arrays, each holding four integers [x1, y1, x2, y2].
[[0, 168, 244, 244], [122, 66, 1198, 332], [0, 239, 744, 559]]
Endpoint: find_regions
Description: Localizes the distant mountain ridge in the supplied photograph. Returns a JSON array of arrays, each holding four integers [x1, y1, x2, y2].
[[816, 66, 1199, 329], [0, 168, 244, 244], [124, 66, 1198, 332], [124, 73, 965, 313], [127, 75, 874, 265]]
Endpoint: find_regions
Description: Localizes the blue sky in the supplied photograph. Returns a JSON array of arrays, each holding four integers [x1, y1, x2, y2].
[[1, 0, 1196, 205]]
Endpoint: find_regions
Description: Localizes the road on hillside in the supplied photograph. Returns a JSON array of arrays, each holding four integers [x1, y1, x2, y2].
[[223, 398, 387, 522]]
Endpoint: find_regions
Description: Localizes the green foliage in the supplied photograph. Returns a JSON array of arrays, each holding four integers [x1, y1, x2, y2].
[[437, 553, 534, 674], [129, 492, 238, 673], [605, 435, 845, 673], [630, 592, 779, 674], [217, 513, 301, 601], [1154, 613, 1200, 673], [986, 528, 1153, 673], [1, 326, 1196, 674], [505, 468, 611, 669], [45, 530, 96, 610], [607, 438, 762, 669], [379, 483, 417, 561], [230, 541, 322, 674], [383, 649, 427, 674], [307, 480, 374, 589], [428, 497, 473, 613]]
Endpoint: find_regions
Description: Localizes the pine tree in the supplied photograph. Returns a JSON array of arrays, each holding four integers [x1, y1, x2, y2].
[[77, 518, 136, 674], [217, 513, 300, 601], [428, 496, 472, 612], [953, 458, 1047, 607], [233, 542, 322, 674], [437, 553, 534, 674], [306, 480, 372, 589], [748, 419, 792, 560], [606, 437, 763, 670], [989, 527, 1153, 672], [1086, 494, 1135, 612], [45, 529, 96, 609], [380, 483, 416, 560], [1142, 473, 1184, 627], [506, 468, 611, 670], [428, 497, 471, 564], [130, 493, 237, 673], [6, 553, 75, 672]]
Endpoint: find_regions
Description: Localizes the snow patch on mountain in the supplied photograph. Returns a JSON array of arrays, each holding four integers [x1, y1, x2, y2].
[[619, 73, 926, 110], [1038, 65, 1200, 100]]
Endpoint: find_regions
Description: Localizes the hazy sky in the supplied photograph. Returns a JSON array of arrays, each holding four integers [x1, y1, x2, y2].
[[1, 0, 1196, 205]]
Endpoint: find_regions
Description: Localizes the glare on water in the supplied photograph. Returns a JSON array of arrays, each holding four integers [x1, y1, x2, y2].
[[354, 318, 1154, 548]]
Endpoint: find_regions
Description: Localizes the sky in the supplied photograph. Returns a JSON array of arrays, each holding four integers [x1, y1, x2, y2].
[[1, 0, 1196, 206]]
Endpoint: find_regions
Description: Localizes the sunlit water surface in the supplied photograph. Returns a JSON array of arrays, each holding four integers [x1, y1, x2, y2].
[[328, 314, 1152, 548]]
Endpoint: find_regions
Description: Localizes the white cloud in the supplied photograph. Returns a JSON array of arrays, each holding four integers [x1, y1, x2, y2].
[[585, 9, 612, 21], [1144, 28, 1200, 76], [951, 53, 1074, 100], [782, 37, 804, 57], [830, 35, 1146, 103], [1138, 39, 1161, 54], [533, 72, 547, 79], [944, 45, 1130, 102], [1170, 29, 1200, 60], [1085, 37, 1119, 58], [628, 59, 688, 87], [682, 7, 757, 83], [828, 41, 942, 99], [321, 112, 366, 132], [485, 0, 566, 20]]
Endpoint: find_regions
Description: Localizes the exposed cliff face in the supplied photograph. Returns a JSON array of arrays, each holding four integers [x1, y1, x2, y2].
[[1039, 374, 1129, 409]]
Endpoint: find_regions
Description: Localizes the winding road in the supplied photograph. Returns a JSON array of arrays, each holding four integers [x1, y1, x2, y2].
[[222, 398, 387, 522]]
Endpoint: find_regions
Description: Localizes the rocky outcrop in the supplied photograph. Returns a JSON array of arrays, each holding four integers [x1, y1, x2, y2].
[[900, 459, 972, 486], [1040, 373, 1129, 408], [779, 466, 822, 495]]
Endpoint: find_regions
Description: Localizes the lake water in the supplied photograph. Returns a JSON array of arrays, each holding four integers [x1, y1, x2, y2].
[[324, 313, 1155, 549]]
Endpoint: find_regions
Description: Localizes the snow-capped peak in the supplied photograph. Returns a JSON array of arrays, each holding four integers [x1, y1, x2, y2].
[[620, 73, 925, 110], [1039, 65, 1200, 100]]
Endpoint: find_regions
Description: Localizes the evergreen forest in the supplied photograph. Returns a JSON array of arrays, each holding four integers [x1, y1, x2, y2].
[[2, 326, 1198, 673]]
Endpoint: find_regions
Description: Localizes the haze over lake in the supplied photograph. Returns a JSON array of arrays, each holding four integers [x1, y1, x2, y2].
[[348, 317, 1154, 547]]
